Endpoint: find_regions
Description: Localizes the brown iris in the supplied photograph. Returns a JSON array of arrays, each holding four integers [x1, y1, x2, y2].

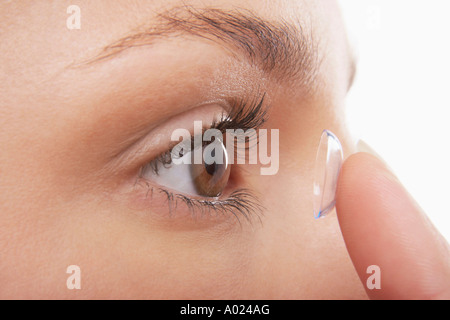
[[191, 140, 230, 197]]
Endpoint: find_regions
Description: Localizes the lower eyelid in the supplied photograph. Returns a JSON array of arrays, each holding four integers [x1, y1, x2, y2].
[[130, 177, 263, 224]]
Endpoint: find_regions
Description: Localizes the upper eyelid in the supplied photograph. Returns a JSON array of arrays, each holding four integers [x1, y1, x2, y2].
[[139, 93, 269, 172], [101, 103, 226, 177], [104, 92, 268, 179]]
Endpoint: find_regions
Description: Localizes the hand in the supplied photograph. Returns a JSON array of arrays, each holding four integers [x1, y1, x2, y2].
[[336, 152, 450, 299]]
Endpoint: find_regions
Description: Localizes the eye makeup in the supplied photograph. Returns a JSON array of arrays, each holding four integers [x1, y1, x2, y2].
[[134, 93, 268, 223]]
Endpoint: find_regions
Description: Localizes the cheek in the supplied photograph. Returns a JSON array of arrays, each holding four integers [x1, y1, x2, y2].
[[23, 202, 259, 299], [242, 147, 316, 293]]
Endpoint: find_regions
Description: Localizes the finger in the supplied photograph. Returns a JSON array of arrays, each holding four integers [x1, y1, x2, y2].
[[336, 152, 450, 299]]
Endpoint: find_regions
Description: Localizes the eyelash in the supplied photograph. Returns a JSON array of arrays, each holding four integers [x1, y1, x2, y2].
[[137, 93, 268, 222], [141, 186, 263, 224], [149, 93, 268, 172]]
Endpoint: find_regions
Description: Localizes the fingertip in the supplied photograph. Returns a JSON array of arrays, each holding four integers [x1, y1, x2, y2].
[[336, 152, 393, 235], [335, 152, 450, 299]]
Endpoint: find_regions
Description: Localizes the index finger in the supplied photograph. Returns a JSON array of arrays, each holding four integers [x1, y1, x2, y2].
[[335, 152, 450, 299]]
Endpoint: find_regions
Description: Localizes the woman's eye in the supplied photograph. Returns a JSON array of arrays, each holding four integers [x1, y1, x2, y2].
[[140, 138, 231, 198]]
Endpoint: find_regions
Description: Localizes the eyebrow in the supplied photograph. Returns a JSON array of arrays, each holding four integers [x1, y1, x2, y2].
[[84, 6, 320, 86]]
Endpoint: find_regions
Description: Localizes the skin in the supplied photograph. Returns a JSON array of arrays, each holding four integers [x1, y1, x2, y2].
[[337, 153, 450, 299], [0, 0, 447, 299]]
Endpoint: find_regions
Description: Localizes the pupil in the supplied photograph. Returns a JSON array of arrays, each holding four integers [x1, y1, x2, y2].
[[205, 162, 217, 175], [205, 148, 217, 175]]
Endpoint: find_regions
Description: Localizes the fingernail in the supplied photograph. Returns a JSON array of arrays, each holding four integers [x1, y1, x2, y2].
[[313, 130, 344, 219]]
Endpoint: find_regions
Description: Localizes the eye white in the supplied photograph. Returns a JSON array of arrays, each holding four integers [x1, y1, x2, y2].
[[142, 139, 229, 197], [142, 150, 199, 196]]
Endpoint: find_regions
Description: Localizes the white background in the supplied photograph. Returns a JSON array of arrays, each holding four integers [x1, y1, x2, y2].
[[338, 0, 450, 240]]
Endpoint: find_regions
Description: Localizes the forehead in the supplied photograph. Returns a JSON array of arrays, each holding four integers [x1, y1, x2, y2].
[[0, 0, 331, 58], [0, 0, 351, 110], [0, 0, 343, 80]]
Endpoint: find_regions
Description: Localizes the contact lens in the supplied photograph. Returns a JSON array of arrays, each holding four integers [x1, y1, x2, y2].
[[313, 130, 343, 219]]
